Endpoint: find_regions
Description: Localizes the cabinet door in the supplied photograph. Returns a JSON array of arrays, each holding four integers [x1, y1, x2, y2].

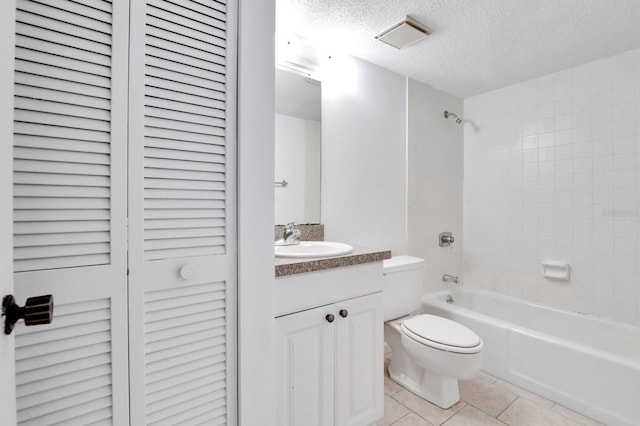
[[335, 292, 384, 426], [276, 305, 335, 426]]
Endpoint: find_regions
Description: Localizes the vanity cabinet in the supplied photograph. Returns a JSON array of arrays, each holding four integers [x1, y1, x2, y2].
[[276, 292, 383, 426]]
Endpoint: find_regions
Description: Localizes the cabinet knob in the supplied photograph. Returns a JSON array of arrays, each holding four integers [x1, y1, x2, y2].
[[325, 314, 335, 323], [179, 264, 198, 280], [339, 309, 348, 318]]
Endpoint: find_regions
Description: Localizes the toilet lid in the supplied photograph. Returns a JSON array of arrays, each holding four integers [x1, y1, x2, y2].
[[401, 314, 481, 349]]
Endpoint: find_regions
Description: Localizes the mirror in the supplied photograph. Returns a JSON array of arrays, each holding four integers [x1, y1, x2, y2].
[[274, 68, 321, 224]]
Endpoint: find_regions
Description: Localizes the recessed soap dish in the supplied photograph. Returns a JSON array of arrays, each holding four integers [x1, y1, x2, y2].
[[541, 260, 570, 281]]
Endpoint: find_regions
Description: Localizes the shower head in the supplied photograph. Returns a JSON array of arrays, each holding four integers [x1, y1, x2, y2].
[[444, 110, 463, 124]]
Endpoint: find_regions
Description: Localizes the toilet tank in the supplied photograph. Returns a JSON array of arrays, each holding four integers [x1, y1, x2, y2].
[[382, 256, 425, 321]]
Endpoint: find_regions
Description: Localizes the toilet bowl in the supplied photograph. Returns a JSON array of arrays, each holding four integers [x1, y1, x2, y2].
[[385, 314, 483, 408], [382, 256, 483, 408]]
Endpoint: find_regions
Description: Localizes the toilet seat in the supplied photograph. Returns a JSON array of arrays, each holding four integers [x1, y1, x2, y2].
[[400, 314, 483, 354]]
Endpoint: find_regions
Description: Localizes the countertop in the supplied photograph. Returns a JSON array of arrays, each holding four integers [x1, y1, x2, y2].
[[275, 246, 392, 277]]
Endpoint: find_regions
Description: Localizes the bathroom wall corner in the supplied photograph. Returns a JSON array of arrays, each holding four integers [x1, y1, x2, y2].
[[407, 78, 464, 294]]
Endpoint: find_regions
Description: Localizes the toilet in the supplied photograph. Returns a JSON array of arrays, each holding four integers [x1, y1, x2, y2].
[[383, 256, 483, 409]]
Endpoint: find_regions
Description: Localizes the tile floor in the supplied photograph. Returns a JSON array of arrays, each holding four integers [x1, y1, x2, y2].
[[377, 359, 604, 426]]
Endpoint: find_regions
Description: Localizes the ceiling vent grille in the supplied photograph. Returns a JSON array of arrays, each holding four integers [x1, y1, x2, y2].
[[375, 16, 430, 49]]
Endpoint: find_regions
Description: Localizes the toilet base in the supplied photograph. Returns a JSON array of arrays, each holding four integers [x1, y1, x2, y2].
[[388, 366, 460, 409], [385, 317, 482, 409]]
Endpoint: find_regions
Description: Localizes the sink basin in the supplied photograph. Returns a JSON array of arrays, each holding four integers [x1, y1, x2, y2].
[[275, 241, 354, 258]]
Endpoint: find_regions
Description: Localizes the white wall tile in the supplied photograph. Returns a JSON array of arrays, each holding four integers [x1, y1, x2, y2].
[[594, 123, 614, 140], [573, 142, 592, 158], [593, 139, 614, 156], [464, 47, 640, 326], [572, 96, 591, 113], [573, 112, 592, 128], [555, 129, 572, 145]]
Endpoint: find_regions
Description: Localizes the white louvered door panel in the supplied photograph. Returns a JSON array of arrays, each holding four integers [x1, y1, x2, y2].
[[12, 0, 130, 424], [128, 1, 237, 425], [1, 1, 18, 424]]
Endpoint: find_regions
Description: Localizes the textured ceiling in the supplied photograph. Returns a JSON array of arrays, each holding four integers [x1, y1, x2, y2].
[[276, 0, 640, 98]]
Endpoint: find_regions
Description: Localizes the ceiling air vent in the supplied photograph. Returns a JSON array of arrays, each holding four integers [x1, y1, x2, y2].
[[375, 16, 430, 49]]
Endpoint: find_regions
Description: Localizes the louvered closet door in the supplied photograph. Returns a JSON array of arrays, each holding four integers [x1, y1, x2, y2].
[[12, 0, 129, 425], [128, 1, 237, 425]]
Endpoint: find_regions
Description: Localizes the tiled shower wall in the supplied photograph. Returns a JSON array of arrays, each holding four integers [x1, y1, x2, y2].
[[463, 48, 640, 326]]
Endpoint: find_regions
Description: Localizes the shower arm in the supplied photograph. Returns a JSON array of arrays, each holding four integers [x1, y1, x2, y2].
[[444, 110, 463, 124]]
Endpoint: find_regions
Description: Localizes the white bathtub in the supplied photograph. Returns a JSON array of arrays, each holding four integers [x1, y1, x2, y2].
[[422, 288, 640, 426]]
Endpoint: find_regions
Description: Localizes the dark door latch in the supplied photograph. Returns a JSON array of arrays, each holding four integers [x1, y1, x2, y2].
[[2, 294, 54, 335]]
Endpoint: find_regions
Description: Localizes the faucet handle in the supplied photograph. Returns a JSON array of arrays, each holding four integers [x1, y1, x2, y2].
[[439, 232, 455, 247], [283, 222, 301, 243]]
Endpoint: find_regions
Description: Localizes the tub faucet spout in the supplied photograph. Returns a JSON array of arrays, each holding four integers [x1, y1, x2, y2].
[[442, 274, 459, 284]]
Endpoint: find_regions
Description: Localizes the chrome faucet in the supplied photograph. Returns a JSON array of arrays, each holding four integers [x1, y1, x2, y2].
[[276, 222, 301, 246], [442, 274, 459, 284], [439, 232, 455, 247]]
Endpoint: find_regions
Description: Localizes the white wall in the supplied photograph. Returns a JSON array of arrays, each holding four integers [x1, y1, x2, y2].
[[237, 0, 276, 423], [322, 55, 407, 255], [407, 79, 464, 294], [464, 48, 640, 326], [274, 113, 320, 224]]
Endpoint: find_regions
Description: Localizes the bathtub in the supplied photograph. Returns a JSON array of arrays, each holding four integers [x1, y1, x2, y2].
[[422, 288, 640, 426]]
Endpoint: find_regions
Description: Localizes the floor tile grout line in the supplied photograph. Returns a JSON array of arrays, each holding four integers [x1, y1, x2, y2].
[[389, 385, 403, 397], [460, 394, 520, 420], [496, 395, 520, 419], [439, 410, 460, 426], [549, 403, 600, 426], [384, 387, 403, 397], [383, 368, 601, 426], [494, 379, 556, 410], [496, 417, 510, 425], [389, 412, 412, 426], [389, 391, 448, 426], [441, 402, 511, 426], [459, 397, 504, 420], [389, 392, 416, 420]]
